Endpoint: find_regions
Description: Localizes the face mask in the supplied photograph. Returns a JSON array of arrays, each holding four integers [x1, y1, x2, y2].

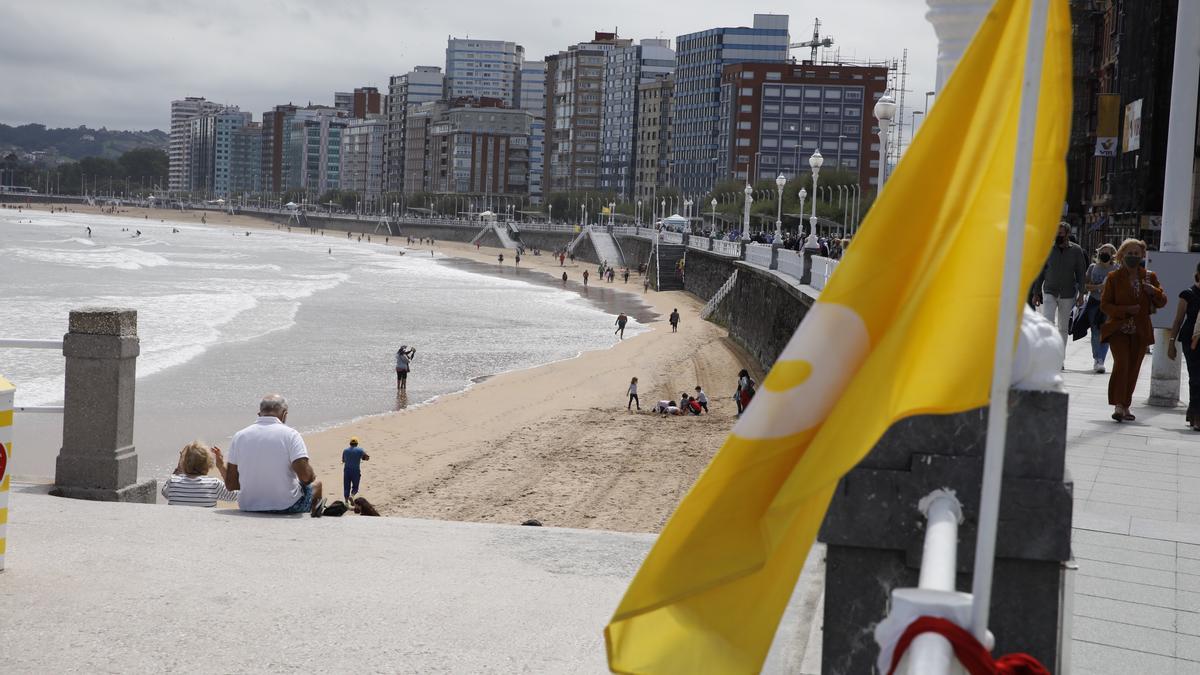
[[1124, 255, 1141, 268], [1099, 253, 1112, 263]]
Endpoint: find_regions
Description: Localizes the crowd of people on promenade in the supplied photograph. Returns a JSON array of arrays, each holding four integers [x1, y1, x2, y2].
[[1027, 223, 1200, 427]]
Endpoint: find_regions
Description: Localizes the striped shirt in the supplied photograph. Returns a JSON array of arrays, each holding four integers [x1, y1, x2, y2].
[[161, 474, 239, 507]]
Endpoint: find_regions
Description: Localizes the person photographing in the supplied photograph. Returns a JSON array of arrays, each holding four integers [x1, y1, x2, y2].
[[396, 345, 417, 392]]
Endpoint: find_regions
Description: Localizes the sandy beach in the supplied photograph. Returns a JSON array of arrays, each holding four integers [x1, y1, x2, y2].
[[9, 201, 760, 533]]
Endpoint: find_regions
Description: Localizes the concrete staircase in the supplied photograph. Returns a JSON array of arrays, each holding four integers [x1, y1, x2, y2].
[[493, 224, 519, 249], [653, 244, 687, 291], [588, 230, 625, 268]]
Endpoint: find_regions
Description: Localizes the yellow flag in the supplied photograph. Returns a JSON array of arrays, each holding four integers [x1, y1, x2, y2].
[[604, 0, 1072, 671]]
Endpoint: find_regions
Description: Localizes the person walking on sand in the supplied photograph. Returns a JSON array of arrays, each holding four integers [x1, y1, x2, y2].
[[669, 308, 680, 333], [1100, 239, 1166, 422], [644, 275, 650, 293], [498, 253, 504, 265], [736, 369, 756, 417], [623, 268, 630, 284], [615, 312, 629, 339], [583, 269, 590, 287], [225, 395, 325, 517], [562, 271, 568, 285], [627, 377, 640, 411], [396, 345, 417, 392], [560, 252, 566, 266], [341, 437, 370, 502]]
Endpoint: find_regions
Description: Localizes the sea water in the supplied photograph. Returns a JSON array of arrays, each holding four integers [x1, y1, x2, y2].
[[0, 209, 646, 479]]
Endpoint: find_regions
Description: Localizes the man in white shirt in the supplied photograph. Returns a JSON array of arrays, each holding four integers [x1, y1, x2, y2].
[[226, 394, 325, 516]]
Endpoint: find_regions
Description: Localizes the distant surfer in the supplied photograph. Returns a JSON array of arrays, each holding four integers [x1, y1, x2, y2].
[[85, 226, 91, 238], [395, 346, 416, 392]]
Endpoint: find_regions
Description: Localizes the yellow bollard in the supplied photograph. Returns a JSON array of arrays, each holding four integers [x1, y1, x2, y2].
[[0, 375, 12, 571]]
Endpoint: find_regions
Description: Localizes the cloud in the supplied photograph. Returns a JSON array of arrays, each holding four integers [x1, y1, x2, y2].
[[0, 0, 938, 132]]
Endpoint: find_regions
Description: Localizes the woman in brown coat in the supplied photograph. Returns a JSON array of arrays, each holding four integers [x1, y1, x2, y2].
[[1100, 239, 1167, 422]]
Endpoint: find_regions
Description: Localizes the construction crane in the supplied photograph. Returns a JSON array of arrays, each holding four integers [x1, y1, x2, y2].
[[790, 18, 834, 62]]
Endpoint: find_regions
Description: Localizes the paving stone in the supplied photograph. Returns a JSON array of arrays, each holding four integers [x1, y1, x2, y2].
[[1072, 616, 1175, 656], [1073, 529, 1176, 555], [1074, 594, 1176, 631], [1073, 541, 1177, 571]]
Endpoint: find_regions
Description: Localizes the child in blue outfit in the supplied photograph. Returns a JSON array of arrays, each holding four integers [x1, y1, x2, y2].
[[341, 437, 370, 502]]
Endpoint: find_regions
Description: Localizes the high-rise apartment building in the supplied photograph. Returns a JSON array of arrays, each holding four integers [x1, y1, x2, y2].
[[334, 92, 354, 116], [383, 66, 445, 193], [520, 60, 547, 203], [635, 75, 674, 201], [340, 116, 387, 205], [716, 62, 889, 190], [673, 14, 790, 193], [186, 107, 251, 197], [229, 122, 263, 196], [445, 38, 525, 107], [284, 108, 347, 195], [601, 39, 675, 199], [335, 88, 381, 119], [545, 32, 631, 193], [170, 97, 224, 192], [262, 104, 299, 194], [403, 98, 533, 200]]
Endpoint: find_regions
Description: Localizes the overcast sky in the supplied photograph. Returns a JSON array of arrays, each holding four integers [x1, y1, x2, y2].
[[0, 0, 938, 133]]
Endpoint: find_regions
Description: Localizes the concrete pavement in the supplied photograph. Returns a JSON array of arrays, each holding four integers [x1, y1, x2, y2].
[[1063, 333, 1200, 674], [0, 483, 822, 673]]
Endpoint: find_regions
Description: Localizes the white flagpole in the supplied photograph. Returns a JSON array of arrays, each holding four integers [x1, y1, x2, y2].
[[970, 0, 1052, 642]]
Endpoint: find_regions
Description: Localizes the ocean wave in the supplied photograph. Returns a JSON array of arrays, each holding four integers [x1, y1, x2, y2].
[[8, 245, 171, 270]]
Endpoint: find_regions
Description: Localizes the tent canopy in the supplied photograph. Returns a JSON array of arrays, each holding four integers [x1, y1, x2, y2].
[[662, 214, 689, 225]]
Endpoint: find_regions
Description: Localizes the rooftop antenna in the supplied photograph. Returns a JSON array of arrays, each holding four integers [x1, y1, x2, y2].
[[788, 17, 834, 63]]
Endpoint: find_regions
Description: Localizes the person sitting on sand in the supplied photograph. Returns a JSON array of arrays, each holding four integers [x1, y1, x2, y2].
[[225, 394, 325, 517], [161, 441, 238, 507], [341, 437, 370, 502], [686, 396, 704, 416]]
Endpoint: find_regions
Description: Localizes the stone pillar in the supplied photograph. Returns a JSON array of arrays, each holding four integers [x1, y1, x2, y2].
[[52, 308, 156, 503], [800, 249, 815, 285], [1149, 1, 1200, 406], [818, 390, 1073, 673], [769, 243, 781, 271]]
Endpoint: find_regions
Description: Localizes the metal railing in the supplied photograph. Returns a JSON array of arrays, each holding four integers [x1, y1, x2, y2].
[[0, 338, 65, 413], [660, 231, 684, 245], [700, 270, 738, 320], [711, 239, 743, 258], [688, 235, 711, 252], [776, 249, 806, 279], [809, 255, 839, 291], [745, 243, 773, 268]]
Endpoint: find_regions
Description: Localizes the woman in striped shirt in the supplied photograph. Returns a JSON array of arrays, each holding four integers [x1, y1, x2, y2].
[[161, 441, 239, 507]]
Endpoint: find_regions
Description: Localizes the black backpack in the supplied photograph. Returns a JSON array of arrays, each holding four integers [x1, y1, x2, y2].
[[323, 500, 349, 517]]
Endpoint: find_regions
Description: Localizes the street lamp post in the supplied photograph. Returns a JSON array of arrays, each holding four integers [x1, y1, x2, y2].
[[809, 149, 824, 235], [798, 188, 807, 238], [711, 197, 717, 235], [774, 173, 786, 242], [636, 200, 641, 227], [742, 183, 753, 242], [874, 93, 897, 193], [548, 203, 553, 224]]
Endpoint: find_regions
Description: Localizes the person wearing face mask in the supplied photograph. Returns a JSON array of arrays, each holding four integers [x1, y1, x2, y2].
[[1032, 222, 1089, 368], [1167, 262, 1200, 430], [1082, 244, 1118, 373], [1100, 239, 1167, 422]]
